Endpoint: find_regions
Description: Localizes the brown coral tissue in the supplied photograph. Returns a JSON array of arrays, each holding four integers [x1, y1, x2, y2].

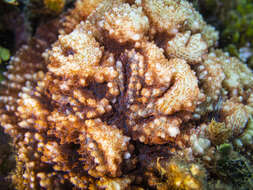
[[1, 0, 253, 189]]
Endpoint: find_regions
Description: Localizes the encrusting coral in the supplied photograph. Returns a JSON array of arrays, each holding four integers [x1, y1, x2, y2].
[[0, 0, 253, 189]]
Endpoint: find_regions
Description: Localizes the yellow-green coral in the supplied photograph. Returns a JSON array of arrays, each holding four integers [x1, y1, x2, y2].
[[206, 119, 232, 145], [146, 157, 206, 190]]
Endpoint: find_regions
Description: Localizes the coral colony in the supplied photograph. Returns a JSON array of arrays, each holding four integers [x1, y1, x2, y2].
[[0, 0, 253, 189]]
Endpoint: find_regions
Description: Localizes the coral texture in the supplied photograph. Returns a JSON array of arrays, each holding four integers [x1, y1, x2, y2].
[[0, 0, 253, 189]]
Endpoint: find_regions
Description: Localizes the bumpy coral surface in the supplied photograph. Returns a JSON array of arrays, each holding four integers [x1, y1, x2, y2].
[[0, 0, 253, 189]]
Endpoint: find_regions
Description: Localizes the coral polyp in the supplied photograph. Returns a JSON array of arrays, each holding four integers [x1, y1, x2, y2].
[[0, 0, 253, 189]]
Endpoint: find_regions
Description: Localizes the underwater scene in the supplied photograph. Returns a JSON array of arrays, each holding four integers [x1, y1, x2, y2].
[[0, 0, 253, 189]]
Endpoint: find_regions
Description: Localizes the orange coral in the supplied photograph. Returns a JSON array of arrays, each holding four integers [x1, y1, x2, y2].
[[145, 157, 206, 190], [221, 98, 253, 137], [103, 3, 149, 43], [1, 0, 253, 189]]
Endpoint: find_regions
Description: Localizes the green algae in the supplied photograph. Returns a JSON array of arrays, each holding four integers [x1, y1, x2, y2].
[[0, 46, 10, 64], [198, 0, 253, 68]]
